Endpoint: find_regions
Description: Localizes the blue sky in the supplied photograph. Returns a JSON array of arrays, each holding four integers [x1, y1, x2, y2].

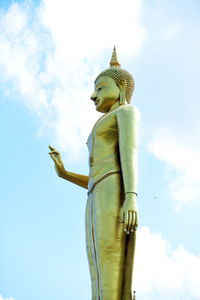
[[1, 0, 200, 299]]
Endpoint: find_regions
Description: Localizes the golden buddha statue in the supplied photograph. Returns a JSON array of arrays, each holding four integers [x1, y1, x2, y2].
[[49, 47, 139, 300]]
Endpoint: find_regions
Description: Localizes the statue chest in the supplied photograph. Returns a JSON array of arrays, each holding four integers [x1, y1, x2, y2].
[[87, 111, 118, 154]]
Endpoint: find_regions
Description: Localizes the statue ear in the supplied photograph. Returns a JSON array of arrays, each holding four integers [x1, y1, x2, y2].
[[118, 80, 126, 105]]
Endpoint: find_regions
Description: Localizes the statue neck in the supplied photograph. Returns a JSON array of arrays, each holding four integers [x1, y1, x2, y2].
[[108, 100, 127, 113]]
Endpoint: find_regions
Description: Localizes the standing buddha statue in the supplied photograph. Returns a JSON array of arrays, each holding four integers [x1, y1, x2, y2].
[[49, 47, 139, 300]]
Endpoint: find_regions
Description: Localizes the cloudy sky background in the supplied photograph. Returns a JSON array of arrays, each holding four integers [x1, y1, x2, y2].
[[1, 0, 200, 299]]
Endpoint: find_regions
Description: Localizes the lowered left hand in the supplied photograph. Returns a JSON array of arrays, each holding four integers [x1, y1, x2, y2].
[[121, 193, 138, 234]]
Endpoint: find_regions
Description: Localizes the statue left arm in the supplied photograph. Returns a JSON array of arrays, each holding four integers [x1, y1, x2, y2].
[[116, 105, 139, 234]]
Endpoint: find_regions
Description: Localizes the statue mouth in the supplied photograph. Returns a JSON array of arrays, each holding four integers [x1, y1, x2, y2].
[[95, 99, 100, 105]]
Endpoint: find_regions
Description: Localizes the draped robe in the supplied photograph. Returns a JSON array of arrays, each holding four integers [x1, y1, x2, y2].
[[86, 104, 139, 300]]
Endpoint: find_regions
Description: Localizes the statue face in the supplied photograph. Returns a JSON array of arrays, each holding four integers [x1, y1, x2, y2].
[[91, 76, 120, 113]]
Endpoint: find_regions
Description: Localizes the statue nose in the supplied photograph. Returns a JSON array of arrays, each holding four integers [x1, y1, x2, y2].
[[90, 92, 97, 101]]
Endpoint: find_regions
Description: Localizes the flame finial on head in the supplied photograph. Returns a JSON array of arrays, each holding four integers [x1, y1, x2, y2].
[[110, 46, 121, 67]]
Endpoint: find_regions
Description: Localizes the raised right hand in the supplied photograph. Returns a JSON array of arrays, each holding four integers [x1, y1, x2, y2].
[[48, 145, 66, 177]]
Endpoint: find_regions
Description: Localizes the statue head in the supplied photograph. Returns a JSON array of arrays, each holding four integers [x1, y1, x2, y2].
[[95, 47, 134, 104], [91, 47, 134, 113]]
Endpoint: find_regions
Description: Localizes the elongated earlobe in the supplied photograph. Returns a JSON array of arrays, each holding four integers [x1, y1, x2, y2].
[[119, 89, 126, 105], [119, 80, 126, 105]]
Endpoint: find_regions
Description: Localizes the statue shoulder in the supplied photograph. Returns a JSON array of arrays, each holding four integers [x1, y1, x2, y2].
[[116, 104, 140, 124]]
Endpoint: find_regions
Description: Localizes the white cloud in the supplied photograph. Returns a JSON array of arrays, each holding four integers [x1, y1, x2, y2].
[[40, 0, 145, 59], [0, 296, 15, 300], [135, 227, 200, 299], [0, 0, 145, 159], [148, 133, 200, 208]]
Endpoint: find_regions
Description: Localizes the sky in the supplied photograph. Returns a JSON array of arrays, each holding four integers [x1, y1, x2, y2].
[[1, 0, 200, 299]]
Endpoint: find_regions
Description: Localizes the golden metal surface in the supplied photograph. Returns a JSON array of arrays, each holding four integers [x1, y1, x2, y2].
[[49, 48, 139, 299], [86, 174, 136, 300], [110, 46, 121, 67]]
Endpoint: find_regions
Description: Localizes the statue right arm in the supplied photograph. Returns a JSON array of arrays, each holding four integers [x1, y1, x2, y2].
[[48, 146, 89, 189], [59, 170, 89, 189]]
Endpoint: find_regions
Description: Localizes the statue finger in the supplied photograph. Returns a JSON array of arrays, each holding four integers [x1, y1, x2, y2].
[[130, 211, 136, 232], [124, 212, 128, 233], [48, 145, 55, 151], [131, 212, 138, 232], [50, 150, 59, 155], [131, 211, 136, 232], [127, 211, 132, 233]]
